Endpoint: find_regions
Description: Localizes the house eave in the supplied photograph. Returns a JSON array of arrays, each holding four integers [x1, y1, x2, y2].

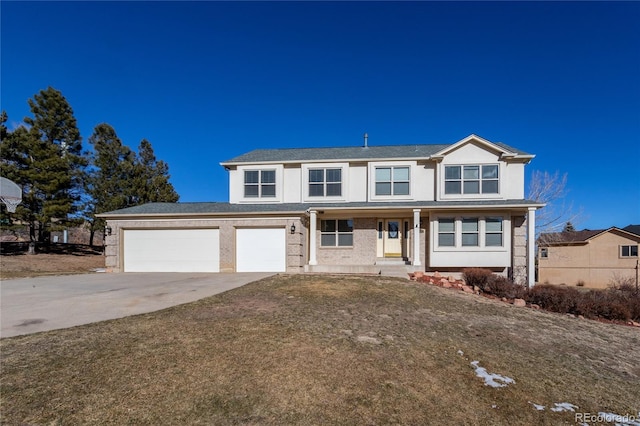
[[98, 200, 545, 220], [220, 156, 442, 168], [96, 210, 309, 220]]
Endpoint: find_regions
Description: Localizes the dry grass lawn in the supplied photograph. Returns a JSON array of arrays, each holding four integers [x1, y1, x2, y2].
[[0, 245, 104, 280], [1, 274, 639, 425]]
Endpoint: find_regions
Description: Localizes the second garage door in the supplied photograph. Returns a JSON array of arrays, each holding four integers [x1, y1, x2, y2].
[[236, 228, 286, 272], [124, 229, 219, 272]]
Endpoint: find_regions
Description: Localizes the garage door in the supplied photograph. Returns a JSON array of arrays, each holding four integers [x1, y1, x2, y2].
[[236, 228, 286, 272], [124, 229, 219, 272]]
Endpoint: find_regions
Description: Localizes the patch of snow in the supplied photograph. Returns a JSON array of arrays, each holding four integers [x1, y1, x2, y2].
[[491, 404, 497, 409], [356, 335, 382, 345], [528, 401, 545, 411], [457, 350, 464, 356], [470, 361, 515, 388], [550, 402, 578, 412]]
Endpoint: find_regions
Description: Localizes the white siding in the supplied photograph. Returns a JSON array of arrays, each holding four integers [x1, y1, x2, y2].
[[503, 162, 525, 199], [348, 163, 368, 202], [283, 166, 302, 203]]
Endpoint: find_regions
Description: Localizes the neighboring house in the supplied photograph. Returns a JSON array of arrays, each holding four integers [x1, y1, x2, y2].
[[538, 226, 640, 288], [99, 134, 543, 285]]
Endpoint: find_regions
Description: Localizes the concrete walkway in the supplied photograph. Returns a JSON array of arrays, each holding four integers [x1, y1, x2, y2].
[[0, 272, 273, 338]]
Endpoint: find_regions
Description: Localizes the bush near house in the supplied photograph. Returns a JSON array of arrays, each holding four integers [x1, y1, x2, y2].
[[462, 268, 640, 322]]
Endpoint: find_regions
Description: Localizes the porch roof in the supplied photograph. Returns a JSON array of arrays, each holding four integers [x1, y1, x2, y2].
[[98, 199, 544, 218]]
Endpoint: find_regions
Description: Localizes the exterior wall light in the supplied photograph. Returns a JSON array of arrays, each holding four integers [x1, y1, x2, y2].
[[290, 224, 296, 234], [105, 225, 112, 236]]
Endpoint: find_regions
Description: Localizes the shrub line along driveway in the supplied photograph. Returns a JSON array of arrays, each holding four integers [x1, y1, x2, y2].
[[0, 272, 273, 338]]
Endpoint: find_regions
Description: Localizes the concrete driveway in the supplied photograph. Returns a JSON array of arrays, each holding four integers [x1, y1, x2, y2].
[[1, 272, 273, 338]]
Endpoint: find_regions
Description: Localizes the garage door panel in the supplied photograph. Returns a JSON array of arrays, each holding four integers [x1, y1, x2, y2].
[[236, 228, 286, 272], [124, 229, 219, 272]]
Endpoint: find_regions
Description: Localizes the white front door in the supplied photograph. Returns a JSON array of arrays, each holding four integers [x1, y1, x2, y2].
[[384, 219, 402, 257]]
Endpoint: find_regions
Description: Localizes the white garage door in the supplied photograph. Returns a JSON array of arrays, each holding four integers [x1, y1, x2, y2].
[[124, 229, 219, 272], [236, 228, 286, 272]]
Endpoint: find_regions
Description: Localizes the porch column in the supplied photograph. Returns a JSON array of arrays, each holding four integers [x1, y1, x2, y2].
[[309, 210, 318, 265], [413, 209, 422, 267], [527, 207, 536, 287]]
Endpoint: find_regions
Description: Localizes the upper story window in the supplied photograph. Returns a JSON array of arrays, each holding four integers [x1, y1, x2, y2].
[[540, 247, 549, 258], [620, 245, 638, 257], [309, 168, 342, 197], [375, 166, 409, 196], [445, 165, 499, 194], [244, 170, 276, 198]]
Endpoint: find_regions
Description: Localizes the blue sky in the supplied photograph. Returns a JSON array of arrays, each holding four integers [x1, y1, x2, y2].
[[2, 1, 639, 230]]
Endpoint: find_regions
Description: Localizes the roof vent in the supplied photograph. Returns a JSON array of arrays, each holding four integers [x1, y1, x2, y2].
[[363, 132, 368, 148]]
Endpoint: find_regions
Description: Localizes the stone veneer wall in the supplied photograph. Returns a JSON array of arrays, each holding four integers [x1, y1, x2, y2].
[[511, 215, 527, 286], [104, 216, 305, 273]]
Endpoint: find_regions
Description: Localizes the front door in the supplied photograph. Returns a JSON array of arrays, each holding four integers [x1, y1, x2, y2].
[[384, 219, 402, 257]]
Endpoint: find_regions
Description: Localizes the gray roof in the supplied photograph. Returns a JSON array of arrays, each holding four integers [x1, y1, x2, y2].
[[539, 226, 640, 245], [99, 200, 543, 217], [221, 140, 532, 164]]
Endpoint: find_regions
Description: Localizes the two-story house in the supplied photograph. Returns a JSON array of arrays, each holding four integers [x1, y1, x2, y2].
[[99, 134, 543, 285]]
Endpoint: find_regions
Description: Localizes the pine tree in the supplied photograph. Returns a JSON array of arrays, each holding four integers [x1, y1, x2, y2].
[[1, 88, 86, 244], [133, 139, 179, 203], [0, 110, 7, 142], [85, 123, 137, 245], [563, 221, 575, 232]]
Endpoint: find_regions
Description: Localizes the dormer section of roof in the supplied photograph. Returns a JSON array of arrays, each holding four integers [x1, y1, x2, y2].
[[429, 134, 535, 164]]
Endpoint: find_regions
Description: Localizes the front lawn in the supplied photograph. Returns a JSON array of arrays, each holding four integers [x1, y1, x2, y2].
[[1, 274, 638, 425]]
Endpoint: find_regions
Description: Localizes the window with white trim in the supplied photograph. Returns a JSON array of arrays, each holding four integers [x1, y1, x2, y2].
[[244, 170, 276, 198], [321, 219, 353, 247], [436, 216, 505, 248], [540, 247, 549, 258], [438, 218, 455, 247], [309, 168, 342, 197], [462, 218, 479, 246], [375, 166, 410, 196], [444, 165, 499, 194], [485, 217, 503, 246], [620, 245, 638, 257]]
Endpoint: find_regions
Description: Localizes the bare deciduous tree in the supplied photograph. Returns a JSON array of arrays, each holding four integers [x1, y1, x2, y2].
[[528, 170, 582, 243]]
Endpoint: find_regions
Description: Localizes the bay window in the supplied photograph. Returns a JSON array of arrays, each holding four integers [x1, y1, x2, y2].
[[436, 216, 504, 248]]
